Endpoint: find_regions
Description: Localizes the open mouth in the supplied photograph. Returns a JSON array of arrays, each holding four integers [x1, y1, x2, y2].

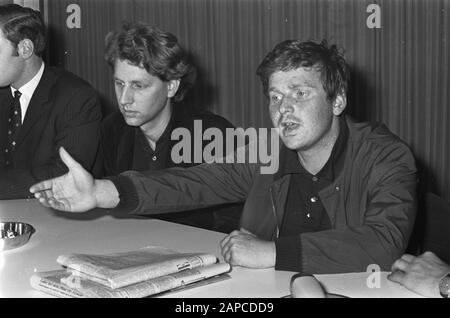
[[281, 121, 300, 134]]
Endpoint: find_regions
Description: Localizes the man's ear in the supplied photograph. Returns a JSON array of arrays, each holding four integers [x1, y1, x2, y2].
[[332, 92, 347, 116], [17, 39, 35, 59], [167, 79, 181, 98]]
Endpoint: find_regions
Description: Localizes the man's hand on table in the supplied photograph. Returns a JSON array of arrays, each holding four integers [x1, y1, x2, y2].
[[29, 147, 120, 212], [388, 251, 450, 298], [220, 228, 276, 268]]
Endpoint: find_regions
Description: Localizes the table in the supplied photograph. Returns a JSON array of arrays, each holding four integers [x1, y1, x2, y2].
[[0, 199, 422, 298]]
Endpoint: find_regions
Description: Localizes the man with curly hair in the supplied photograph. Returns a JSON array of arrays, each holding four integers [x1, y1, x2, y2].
[[100, 23, 241, 232]]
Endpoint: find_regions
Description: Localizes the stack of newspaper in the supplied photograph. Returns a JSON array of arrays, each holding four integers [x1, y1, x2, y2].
[[30, 246, 231, 298]]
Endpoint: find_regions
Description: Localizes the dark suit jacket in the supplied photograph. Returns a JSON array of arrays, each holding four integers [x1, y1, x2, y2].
[[0, 66, 102, 199], [101, 104, 243, 232]]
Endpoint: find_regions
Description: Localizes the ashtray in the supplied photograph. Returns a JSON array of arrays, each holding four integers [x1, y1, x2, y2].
[[0, 222, 34, 251]]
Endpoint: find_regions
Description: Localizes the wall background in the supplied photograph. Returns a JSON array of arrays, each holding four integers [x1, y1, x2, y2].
[[42, 0, 450, 200]]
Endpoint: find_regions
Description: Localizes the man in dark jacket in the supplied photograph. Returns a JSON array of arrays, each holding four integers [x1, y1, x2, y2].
[[30, 40, 417, 274], [100, 23, 242, 232], [0, 4, 101, 199]]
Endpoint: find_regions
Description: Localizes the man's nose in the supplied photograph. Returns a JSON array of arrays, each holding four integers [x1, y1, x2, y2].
[[119, 86, 133, 106], [279, 97, 294, 114]]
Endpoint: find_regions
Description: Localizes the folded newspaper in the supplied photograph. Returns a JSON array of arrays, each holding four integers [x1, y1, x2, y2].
[[30, 246, 231, 298], [30, 264, 230, 298]]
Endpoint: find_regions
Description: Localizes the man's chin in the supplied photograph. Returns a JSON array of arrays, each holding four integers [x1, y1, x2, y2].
[[280, 134, 301, 149], [123, 117, 142, 127], [281, 139, 303, 151], [0, 81, 11, 88]]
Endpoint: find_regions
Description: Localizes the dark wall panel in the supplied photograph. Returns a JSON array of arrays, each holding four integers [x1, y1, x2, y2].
[[45, 0, 450, 200]]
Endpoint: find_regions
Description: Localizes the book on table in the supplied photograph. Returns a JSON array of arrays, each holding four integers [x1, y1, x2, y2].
[[30, 246, 231, 298]]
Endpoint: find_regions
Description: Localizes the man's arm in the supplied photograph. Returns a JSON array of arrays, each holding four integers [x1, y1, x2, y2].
[[31, 144, 258, 214], [102, 136, 262, 214], [0, 86, 101, 199], [107, 159, 256, 215]]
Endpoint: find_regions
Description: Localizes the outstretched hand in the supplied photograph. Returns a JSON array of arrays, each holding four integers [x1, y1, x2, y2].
[[29, 147, 99, 212]]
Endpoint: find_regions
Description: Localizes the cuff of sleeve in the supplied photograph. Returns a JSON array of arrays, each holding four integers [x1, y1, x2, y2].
[[275, 235, 303, 272], [105, 175, 139, 213]]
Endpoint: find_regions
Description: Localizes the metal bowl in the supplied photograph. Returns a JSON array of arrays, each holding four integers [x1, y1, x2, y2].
[[0, 222, 34, 251]]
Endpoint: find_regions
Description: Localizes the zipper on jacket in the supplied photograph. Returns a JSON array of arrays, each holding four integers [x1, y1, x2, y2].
[[270, 187, 280, 239]]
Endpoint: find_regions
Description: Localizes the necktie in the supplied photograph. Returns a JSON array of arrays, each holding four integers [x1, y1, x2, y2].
[[4, 90, 22, 167]]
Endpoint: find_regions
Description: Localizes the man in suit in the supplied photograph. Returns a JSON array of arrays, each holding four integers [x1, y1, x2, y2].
[[100, 23, 242, 232], [0, 4, 101, 199]]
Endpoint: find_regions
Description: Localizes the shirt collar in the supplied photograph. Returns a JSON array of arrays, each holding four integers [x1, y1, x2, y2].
[[10, 61, 45, 100], [276, 116, 349, 182]]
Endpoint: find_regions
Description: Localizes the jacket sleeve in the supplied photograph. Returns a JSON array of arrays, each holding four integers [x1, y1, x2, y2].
[[297, 140, 418, 274], [0, 86, 101, 199], [108, 151, 259, 216]]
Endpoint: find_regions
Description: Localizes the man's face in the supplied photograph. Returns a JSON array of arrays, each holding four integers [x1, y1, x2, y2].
[[268, 66, 341, 152], [0, 29, 24, 88], [113, 59, 173, 131]]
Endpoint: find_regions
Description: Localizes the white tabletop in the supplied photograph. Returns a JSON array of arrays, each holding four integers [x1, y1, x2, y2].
[[0, 199, 422, 298]]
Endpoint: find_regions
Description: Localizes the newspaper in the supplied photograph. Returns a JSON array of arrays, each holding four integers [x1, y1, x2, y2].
[[56, 246, 218, 289], [30, 263, 231, 298]]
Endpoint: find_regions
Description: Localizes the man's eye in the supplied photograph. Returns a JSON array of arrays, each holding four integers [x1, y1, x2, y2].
[[270, 95, 282, 103], [114, 81, 124, 87], [132, 83, 144, 90], [295, 90, 309, 98]]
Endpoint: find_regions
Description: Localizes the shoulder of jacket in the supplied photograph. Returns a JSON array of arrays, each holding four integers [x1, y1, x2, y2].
[[347, 118, 410, 151], [346, 118, 416, 174], [174, 105, 234, 130], [47, 67, 96, 93]]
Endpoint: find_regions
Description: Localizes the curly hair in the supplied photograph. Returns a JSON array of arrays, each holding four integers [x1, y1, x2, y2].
[[104, 22, 196, 102], [0, 4, 46, 57], [256, 39, 350, 103]]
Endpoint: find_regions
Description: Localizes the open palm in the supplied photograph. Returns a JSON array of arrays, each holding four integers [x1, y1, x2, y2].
[[30, 147, 97, 212]]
